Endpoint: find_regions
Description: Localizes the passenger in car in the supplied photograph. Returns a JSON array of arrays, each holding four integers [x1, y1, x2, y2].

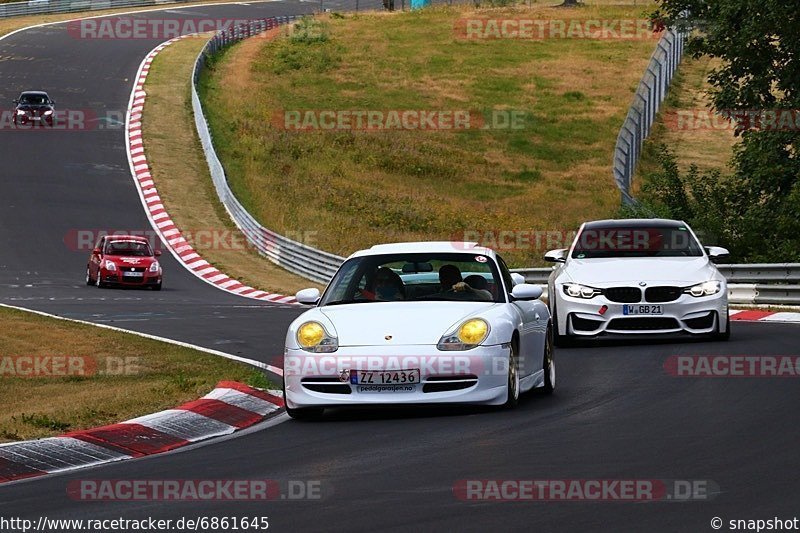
[[439, 266, 493, 301]]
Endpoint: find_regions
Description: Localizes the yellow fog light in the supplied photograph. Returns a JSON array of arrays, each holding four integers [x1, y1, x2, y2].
[[297, 321, 325, 348], [458, 319, 489, 345]]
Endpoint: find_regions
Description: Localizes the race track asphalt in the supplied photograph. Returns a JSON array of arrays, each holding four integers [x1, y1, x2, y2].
[[0, 4, 798, 531]]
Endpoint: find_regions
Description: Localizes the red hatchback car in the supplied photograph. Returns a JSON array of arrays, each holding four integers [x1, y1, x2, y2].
[[86, 235, 163, 290]]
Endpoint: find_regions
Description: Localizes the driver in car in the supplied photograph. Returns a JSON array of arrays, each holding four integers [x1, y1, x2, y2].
[[438, 265, 493, 301]]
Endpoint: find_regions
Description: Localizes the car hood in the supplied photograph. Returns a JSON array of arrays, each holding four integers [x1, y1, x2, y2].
[[105, 256, 156, 267], [17, 105, 53, 111], [317, 301, 496, 346], [563, 257, 717, 285]]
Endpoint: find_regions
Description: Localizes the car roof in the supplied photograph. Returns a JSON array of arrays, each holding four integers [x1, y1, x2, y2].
[[19, 91, 49, 97], [582, 218, 688, 229], [348, 241, 496, 259], [106, 235, 149, 242]]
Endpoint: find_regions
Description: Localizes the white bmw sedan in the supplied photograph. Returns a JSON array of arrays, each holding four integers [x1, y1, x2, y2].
[[545, 219, 730, 346], [283, 242, 555, 419]]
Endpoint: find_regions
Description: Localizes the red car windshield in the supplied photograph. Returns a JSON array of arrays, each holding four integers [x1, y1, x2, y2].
[[105, 241, 152, 257]]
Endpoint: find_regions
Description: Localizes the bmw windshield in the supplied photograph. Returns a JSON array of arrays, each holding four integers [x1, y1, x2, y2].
[[320, 253, 505, 305], [570, 223, 704, 259]]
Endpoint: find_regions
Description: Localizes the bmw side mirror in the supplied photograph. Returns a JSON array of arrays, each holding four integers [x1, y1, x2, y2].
[[511, 283, 543, 301], [544, 249, 567, 263], [92, 248, 101, 255], [296, 288, 321, 305], [706, 246, 730, 263]]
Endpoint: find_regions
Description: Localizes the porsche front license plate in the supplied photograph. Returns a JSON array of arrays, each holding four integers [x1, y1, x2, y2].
[[623, 304, 664, 315], [351, 369, 420, 385]]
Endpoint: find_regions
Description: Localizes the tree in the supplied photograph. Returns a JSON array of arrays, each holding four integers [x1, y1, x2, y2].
[[640, 0, 800, 262]]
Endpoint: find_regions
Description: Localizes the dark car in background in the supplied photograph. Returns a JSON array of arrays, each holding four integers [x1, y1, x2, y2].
[[13, 91, 55, 126]]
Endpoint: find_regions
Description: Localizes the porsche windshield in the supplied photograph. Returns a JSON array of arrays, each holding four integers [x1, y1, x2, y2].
[[320, 253, 504, 305], [105, 240, 153, 257], [570, 224, 704, 259]]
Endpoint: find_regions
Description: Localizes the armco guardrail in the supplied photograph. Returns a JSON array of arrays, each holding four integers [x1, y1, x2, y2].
[[0, 0, 198, 18], [512, 265, 800, 306], [191, 17, 345, 284], [613, 26, 686, 205]]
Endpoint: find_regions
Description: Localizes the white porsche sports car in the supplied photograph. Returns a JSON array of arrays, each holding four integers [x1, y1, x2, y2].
[[545, 219, 730, 345], [283, 242, 555, 419]]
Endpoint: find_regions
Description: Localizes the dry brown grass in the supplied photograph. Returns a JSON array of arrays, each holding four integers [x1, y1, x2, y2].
[[142, 36, 324, 294], [0, 306, 267, 442], [201, 5, 661, 267], [635, 55, 738, 188]]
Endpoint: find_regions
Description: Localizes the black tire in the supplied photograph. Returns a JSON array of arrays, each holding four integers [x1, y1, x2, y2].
[[542, 324, 556, 394], [85, 267, 93, 286], [551, 300, 572, 348], [503, 341, 520, 409], [713, 312, 730, 341], [152, 282, 162, 291], [96, 273, 105, 288]]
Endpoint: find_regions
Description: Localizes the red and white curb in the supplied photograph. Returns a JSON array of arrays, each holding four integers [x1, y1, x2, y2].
[[125, 36, 296, 305], [729, 309, 800, 323], [0, 382, 284, 484]]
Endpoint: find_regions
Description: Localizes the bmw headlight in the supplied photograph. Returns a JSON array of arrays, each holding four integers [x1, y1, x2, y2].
[[684, 280, 721, 297], [563, 283, 602, 299], [103, 260, 117, 271], [296, 321, 338, 353], [437, 318, 490, 351], [43, 109, 53, 116], [16, 110, 26, 116], [149, 261, 160, 273]]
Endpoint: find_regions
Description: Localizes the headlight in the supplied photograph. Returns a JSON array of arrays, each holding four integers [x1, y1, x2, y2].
[[16, 110, 26, 116], [149, 261, 160, 272], [43, 109, 53, 116], [563, 283, 602, 299], [684, 280, 721, 297], [103, 260, 116, 271], [296, 321, 338, 353], [437, 318, 490, 351]]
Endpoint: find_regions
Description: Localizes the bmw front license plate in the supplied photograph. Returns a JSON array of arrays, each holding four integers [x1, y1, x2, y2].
[[123, 272, 144, 278], [351, 369, 419, 392], [623, 304, 664, 315]]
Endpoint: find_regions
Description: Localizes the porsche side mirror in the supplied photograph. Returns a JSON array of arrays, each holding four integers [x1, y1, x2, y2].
[[511, 283, 543, 301], [544, 249, 567, 263], [296, 288, 321, 305], [510, 273, 526, 286]]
